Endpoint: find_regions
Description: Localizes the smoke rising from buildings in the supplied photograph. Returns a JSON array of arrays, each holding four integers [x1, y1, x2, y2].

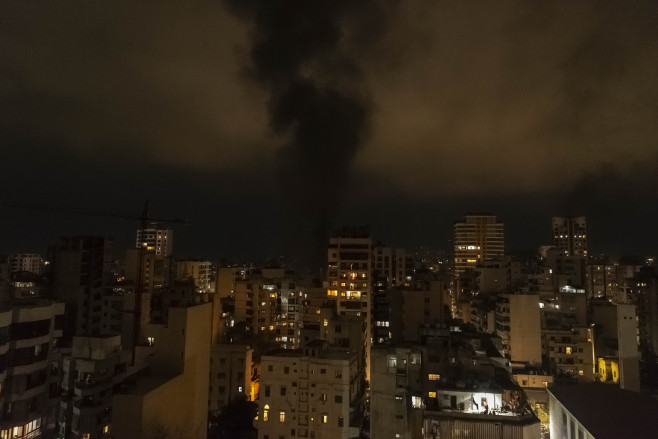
[[222, 0, 391, 266]]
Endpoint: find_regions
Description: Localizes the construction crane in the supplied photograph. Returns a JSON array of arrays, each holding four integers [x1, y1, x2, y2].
[[2, 200, 191, 365]]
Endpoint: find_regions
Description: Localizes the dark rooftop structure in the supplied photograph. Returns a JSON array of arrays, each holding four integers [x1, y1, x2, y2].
[[548, 384, 658, 439]]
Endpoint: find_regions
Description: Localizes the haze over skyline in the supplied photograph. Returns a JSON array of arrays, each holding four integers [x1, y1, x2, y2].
[[2, 0, 657, 266]]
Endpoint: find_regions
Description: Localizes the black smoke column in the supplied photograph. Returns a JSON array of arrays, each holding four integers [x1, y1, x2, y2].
[[223, 0, 385, 271]]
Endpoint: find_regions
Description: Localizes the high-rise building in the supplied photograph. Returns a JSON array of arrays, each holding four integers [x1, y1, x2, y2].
[[175, 259, 215, 293], [552, 216, 588, 257], [372, 245, 413, 287], [0, 290, 65, 439], [126, 224, 174, 293], [8, 253, 43, 276], [495, 294, 542, 364], [135, 224, 172, 257], [453, 214, 505, 275], [58, 335, 128, 439], [52, 236, 113, 337], [327, 227, 372, 376]]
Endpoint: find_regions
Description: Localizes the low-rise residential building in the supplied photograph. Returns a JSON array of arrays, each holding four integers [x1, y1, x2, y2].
[[209, 343, 253, 413], [371, 331, 541, 439], [542, 326, 595, 381], [257, 341, 362, 439]]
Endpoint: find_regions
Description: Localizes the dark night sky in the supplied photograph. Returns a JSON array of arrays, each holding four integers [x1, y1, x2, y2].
[[1, 1, 658, 270]]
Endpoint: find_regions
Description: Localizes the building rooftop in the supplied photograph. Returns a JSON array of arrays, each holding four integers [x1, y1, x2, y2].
[[549, 384, 658, 439]]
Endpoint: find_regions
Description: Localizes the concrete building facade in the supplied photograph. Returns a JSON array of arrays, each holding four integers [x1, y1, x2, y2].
[[552, 216, 588, 258], [0, 298, 65, 439], [453, 214, 504, 275], [257, 343, 361, 439]]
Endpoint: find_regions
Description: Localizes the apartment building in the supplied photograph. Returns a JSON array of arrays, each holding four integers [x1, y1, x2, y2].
[[552, 216, 587, 257], [52, 236, 113, 338], [371, 335, 541, 439], [453, 214, 504, 275], [209, 343, 253, 413], [0, 294, 65, 439], [58, 335, 128, 439], [542, 326, 595, 381], [175, 260, 215, 293], [495, 294, 542, 364], [112, 303, 211, 439], [258, 341, 361, 439], [326, 228, 372, 377], [8, 254, 43, 276]]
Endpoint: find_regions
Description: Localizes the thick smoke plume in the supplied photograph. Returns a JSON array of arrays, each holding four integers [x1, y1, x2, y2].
[[223, 0, 389, 268]]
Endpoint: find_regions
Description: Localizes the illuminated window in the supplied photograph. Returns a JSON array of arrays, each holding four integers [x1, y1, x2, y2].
[[103, 425, 109, 434], [428, 374, 440, 381], [280, 411, 286, 422], [322, 415, 328, 424], [263, 405, 269, 421], [428, 391, 437, 398], [566, 347, 572, 354], [411, 396, 422, 408]]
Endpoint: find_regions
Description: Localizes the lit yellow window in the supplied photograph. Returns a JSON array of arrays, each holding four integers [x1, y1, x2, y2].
[[322, 415, 328, 424], [279, 411, 285, 422], [566, 347, 572, 354], [263, 405, 269, 421], [428, 374, 440, 381], [428, 391, 437, 398]]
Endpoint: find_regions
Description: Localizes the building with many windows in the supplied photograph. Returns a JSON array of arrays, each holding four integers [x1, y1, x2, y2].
[[8, 254, 43, 276], [453, 214, 504, 275], [552, 216, 587, 257], [257, 341, 361, 439], [0, 289, 65, 439], [135, 225, 172, 258], [58, 335, 128, 439], [326, 227, 372, 377], [209, 343, 253, 413], [370, 333, 541, 439]]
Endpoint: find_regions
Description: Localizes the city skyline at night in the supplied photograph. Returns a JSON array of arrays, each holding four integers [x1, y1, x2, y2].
[[2, 1, 658, 265], [2, 2, 658, 438]]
